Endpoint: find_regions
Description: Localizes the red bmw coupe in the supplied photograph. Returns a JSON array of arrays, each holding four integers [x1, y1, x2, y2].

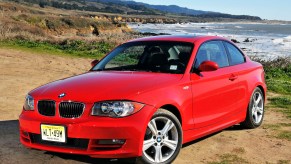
[[19, 35, 266, 164]]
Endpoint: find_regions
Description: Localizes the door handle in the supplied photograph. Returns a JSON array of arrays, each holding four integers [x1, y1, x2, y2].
[[229, 74, 238, 81]]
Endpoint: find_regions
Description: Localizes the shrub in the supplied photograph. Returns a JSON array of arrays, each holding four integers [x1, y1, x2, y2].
[[252, 57, 291, 94]]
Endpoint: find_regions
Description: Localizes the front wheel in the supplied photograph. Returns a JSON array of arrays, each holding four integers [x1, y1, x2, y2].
[[138, 109, 182, 164], [241, 87, 265, 129]]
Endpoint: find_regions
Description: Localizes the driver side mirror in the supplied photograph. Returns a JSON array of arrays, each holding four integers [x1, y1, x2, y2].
[[91, 59, 99, 67], [198, 61, 219, 72]]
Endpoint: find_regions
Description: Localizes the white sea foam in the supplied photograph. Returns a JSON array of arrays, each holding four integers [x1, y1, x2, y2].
[[128, 23, 291, 59], [273, 38, 284, 44], [273, 35, 291, 49]]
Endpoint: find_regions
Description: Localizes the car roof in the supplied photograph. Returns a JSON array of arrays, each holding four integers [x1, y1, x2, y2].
[[128, 35, 229, 44]]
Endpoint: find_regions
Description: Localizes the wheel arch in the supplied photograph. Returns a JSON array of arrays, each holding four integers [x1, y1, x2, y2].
[[241, 84, 266, 129], [255, 84, 266, 101], [160, 104, 182, 126]]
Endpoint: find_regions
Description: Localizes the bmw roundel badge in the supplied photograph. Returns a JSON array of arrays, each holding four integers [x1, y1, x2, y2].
[[58, 93, 66, 98]]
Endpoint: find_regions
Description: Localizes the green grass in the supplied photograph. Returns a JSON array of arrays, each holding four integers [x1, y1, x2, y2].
[[208, 154, 248, 164], [269, 96, 291, 109], [279, 123, 291, 127], [253, 57, 291, 95], [267, 95, 291, 120], [263, 123, 291, 131], [263, 124, 281, 130], [265, 65, 291, 95], [277, 131, 291, 141], [267, 79, 291, 95], [268, 96, 291, 118], [0, 39, 115, 59]]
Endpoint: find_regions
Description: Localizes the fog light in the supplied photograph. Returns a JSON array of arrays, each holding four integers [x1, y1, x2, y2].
[[112, 139, 125, 144], [98, 139, 125, 145]]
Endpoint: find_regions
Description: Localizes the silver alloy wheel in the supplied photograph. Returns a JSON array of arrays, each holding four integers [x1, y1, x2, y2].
[[252, 91, 264, 124], [143, 116, 179, 163]]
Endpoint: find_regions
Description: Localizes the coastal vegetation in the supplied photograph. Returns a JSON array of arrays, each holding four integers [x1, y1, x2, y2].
[[0, 1, 138, 57], [253, 57, 291, 94], [0, 39, 115, 58]]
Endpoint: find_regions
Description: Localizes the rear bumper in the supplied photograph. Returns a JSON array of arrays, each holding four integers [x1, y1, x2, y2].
[[19, 105, 155, 158]]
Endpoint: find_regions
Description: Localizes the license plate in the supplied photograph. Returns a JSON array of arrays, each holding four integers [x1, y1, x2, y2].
[[41, 124, 66, 143]]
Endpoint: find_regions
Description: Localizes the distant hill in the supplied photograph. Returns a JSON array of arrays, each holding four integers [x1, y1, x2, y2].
[[10, 0, 262, 21], [94, 0, 210, 15], [94, 0, 261, 20], [145, 5, 210, 15]]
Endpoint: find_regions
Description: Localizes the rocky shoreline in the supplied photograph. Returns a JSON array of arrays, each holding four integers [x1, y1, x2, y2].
[[88, 14, 291, 25]]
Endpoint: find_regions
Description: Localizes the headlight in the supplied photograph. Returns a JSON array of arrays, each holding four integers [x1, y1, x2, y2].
[[91, 101, 144, 117], [24, 95, 34, 110]]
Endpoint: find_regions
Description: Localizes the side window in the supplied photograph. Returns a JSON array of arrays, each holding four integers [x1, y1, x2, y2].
[[224, 42, 245, 65], [194, 41, 229, 69]]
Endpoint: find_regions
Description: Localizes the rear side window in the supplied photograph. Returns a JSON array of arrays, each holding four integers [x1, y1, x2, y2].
[[224, 42, 245, 65], [194, 41, 229, 69]]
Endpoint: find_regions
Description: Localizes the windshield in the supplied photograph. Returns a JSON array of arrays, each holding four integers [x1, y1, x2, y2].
[[92, 41, 194, 74]]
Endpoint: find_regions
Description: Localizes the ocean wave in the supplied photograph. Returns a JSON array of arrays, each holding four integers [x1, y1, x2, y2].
[[273, 35, 291, 45], [128, 23, 291, 58], [235, 26, 243, 29]]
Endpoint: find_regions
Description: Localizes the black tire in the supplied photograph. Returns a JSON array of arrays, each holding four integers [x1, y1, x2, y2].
[[137, 109, 182, 164], [241, 87, 265, 129]]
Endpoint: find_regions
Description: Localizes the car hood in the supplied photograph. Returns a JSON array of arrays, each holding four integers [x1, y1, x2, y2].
[[30, 71, 183, 103]]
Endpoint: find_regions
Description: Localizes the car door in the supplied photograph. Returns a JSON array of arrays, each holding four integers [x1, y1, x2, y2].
[[223, 41, 248, 114], [191, 41, 243, 128]]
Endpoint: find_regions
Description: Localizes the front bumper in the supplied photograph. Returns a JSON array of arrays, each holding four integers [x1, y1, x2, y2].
[[19, 105, 155, 158]]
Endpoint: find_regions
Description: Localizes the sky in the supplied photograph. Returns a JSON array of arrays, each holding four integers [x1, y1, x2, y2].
[[134, 0, 291, 21]]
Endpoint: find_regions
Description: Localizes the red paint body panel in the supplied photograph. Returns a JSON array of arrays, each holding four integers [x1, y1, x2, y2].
[[19, 35, 266, 158], [20, 105, 156, 158]]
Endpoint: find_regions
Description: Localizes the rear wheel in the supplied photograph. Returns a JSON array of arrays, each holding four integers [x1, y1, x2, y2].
[[138, 109, 182, 164], [241, 87, 265, 129]]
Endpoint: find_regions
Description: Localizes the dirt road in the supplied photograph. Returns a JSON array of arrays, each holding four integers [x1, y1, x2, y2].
[[1, 48, 290, 163]]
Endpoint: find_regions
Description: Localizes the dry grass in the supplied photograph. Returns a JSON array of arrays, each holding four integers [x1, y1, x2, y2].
[[0, 1, 139, 45], [0, 3, 142, 59]]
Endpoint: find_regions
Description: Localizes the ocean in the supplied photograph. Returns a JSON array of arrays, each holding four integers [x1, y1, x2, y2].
[[128, 23, 291, 59]]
